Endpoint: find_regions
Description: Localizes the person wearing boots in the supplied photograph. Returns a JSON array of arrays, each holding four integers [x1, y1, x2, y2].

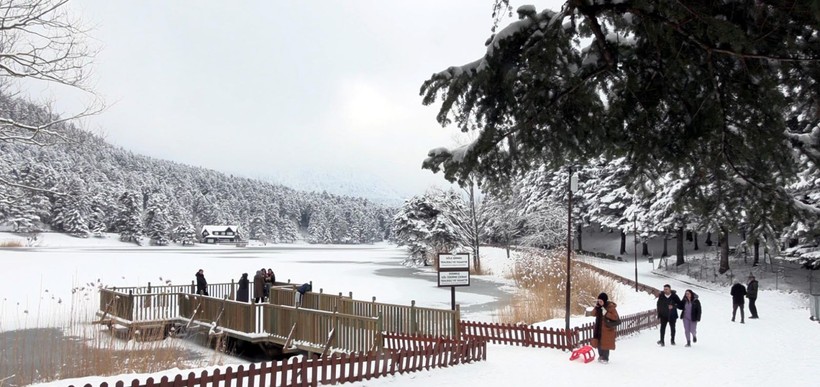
[[678, 289, 702, 347], [591, 292, 619, 364], [656, 284, 681, 346], [731, 282, 747, 323], [747, 275, 759, 319]]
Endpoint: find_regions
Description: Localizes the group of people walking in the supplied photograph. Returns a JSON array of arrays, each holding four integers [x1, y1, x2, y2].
[[656, 284, 702, 347], [591, 274, 761, 365], [657, 274, 759, 347]]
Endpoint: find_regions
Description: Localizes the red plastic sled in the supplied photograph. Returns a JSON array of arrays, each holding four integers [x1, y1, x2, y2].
[[569, 345, 596, 363]]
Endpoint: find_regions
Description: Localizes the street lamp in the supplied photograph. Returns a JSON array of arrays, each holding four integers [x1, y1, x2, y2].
[[634, 216, 639, 292], [565, 167, 578, 333]]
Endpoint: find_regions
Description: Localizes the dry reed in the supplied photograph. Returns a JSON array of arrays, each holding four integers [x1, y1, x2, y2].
[[497, 249, 618, 325], [0, 240, 24, 248], [0, 287, 225, 386]]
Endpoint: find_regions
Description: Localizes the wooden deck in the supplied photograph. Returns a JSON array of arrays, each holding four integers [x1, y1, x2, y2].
[[96, 281, 459, 355]]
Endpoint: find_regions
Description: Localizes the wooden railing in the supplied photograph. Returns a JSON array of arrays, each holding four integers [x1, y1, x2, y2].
[[70, 337, 487, 387], [178, 294, 262, 334], [98, 288, 134, 322], [263, 305, 381, 353], [112, 280, 297, 302], [268, 287, 460, 338]]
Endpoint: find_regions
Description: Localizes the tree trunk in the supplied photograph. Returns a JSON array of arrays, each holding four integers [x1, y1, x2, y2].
[[577, 224, 583, 251], [753, 239, 760, 266], [468, 183, 481, 273], [694, 232, 699, 251], [741, 228, 748, 263], [686, 230, 693, 242], [620, 230, 626, 255], [662, 233, 669, 257], [705, 232, 713, 247], [642, 241, 649, 256], [676, 227, 685, 265], [719, 227, 730, 273]]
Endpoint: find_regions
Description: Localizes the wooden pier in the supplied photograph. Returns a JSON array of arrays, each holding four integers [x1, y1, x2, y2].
[[96, 281, 460, 356]]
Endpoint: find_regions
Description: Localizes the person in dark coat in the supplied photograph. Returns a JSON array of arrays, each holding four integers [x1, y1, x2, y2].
[[678, 289, 702, 347], [731, 282, 747, 323], [591, 292, 619, 364], [253, 269, 265, 303], [195, 269, 208, 296], [236, 273, 250, 302], [656, 284, 681, 346], [295, 283, 312, 306], [746, 275, 759, 319]]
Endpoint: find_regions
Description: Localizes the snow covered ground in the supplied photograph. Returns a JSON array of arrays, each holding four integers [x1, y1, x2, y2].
[[2, 232, 817, 386]]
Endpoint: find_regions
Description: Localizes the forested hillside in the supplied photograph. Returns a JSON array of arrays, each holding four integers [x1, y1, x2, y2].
[[0, 94, 393, 245]]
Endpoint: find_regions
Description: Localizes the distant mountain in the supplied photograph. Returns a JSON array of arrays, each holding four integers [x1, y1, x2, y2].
[[260, 168, 410, 207]]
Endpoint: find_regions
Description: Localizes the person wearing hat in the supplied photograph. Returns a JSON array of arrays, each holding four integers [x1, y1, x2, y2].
[[747, 274, 759, 319], [591, 292, 619, 364]]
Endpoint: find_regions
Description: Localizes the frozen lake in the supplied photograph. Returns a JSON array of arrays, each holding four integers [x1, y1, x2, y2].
[[0, 234, 511, 333]]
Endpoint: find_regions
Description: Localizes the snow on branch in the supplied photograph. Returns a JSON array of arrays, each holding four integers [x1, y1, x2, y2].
[[0, 0, 104, 146]]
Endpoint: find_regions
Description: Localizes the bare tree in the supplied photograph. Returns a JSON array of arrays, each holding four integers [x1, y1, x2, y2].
[[0, 0, 101, 144], [0, 0, 102, 192]]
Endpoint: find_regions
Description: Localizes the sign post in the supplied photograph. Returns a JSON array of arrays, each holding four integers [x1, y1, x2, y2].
[[437, 253, 470, 310]]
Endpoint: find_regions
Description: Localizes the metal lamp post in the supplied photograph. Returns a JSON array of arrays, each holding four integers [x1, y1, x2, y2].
[[634, 217, 639, 292], [565, 168, 578, 333]]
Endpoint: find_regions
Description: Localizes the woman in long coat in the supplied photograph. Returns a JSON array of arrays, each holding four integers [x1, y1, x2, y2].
[[591, 292, 619, 364], [253, 270, 265, 303], [237, 273, 250, 302], [195, 269, 208, 296]]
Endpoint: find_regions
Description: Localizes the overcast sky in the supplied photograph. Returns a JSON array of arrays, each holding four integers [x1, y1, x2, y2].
[[52, 0, 565, 196]]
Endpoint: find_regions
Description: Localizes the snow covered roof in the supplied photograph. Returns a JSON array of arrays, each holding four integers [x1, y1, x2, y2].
[[201, 225, 239, 234]]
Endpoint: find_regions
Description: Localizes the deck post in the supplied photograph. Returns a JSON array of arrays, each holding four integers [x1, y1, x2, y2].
[[146, 282, 152, 308], [190, 280, 195, 294], [454, 304, 461, 339], [411, 300, 417, 334], [371, 296, 377, 318], [376, 311, 384, 350]]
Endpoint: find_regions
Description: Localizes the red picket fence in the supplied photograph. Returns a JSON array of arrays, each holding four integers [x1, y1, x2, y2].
[[71, 337, 486, 387], [460, 309, 660, 351], [459, 320, 572, 349], [570, 309, 660, 347]]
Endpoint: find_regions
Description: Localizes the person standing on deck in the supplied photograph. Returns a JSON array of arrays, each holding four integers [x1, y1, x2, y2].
[[253, 269, 265, 303], [195, 269, 208, 296], [237, 273, 250, 302]]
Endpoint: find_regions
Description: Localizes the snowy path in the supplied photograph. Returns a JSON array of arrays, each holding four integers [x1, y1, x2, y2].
[[361, 256, 819, 387]]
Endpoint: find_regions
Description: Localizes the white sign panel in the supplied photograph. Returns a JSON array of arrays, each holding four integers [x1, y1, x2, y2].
[[438, 271, 470, 287], [438, 253, 470, 269]]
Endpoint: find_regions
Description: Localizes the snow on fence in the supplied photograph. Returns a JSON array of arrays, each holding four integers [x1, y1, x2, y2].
[[457, 256, 663, 351], [459, 320, 572, 349], [459, 308, 659, 351], [268, 287, 461, 338], [69, 337, 487, 387]]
